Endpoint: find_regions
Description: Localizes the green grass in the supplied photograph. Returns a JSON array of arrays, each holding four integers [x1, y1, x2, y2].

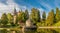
[[53, 21, 60, 26]]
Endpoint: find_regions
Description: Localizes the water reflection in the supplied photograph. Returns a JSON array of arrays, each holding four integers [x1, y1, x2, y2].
[[0, 28, 60, 33], [37, 28, 60, 33]]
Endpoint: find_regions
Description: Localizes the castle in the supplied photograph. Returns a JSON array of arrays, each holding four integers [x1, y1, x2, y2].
[[13, 8, 33, 27]]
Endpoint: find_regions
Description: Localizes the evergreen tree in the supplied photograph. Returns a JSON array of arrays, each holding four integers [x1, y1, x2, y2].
[[56, 7, 60, 22], [21, 12, 26, 22], [17, 10, 26, 23], [1, 13, 8, 25], [42, 11, 46, 22], [25, 9, 29, 20], [17, 11, 21, 22], [7, 13, 13, 24], [30, 8, 41, 24], [46, 9, 54, 26]]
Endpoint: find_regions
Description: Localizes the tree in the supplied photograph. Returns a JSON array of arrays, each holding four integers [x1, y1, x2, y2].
[[42, 11, 46, 22], [25, 9, 29, 20], [17, 11, 21, 22], [46, 9, 55, 26], [56, 7, 60, 22], [30, 8, 41, 24], [7, 13, 13, 24], [21, 12, 26, 22], [17, 10, 26, 23], [1, 13, 8, 25]]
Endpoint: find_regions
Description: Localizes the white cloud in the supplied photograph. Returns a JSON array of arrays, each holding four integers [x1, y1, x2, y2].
[[38, 0, 52, 10], [38, 8, 44, 18], [38, 8, 44, 11], [0, 0, 26, 17], [41, 3, 52, 10], [38, 8, 48, 18]]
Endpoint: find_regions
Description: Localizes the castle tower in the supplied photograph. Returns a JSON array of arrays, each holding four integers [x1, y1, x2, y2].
[[14, 15, 17, 24], [26, 19, 33, 27], [14, 8, 17, 16], [17, 11, 20, 17], [13, 8, 17, 24]]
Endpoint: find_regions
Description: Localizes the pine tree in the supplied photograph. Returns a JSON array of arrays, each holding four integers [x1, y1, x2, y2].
[[30, 8, 41, 24], [1, 13, 8, 25], [25, 9, 29, 20], [17, 10, 26, 23], [42, 11, 46, 22], [56, 7, 60, 22], [7, 13, 13, 24], [46, 9, 54, 26]]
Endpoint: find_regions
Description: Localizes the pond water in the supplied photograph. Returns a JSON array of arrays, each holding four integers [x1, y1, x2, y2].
[[0, 28, 60, 33]]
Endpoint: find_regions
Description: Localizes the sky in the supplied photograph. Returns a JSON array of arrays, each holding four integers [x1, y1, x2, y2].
[[0, 0, 60, 16]]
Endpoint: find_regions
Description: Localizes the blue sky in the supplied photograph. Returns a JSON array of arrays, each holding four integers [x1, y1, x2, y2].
[[0, 0, 60, 16], [14, 0, 60, 12]]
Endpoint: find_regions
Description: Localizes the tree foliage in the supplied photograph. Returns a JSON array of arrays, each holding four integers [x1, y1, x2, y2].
[[25, 9, 29, 20], [46, 9, 55, 26], [17, 10, 26, 23], [30, 8, 41, 24], [0, 8, 60, 27], [42, 11, 46, 22], [1, 13, 8, 25], [7, 13, 13, 24], [56, 7, 60, 22]]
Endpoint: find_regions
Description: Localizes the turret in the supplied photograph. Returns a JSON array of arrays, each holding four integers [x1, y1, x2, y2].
[[14, 8, 17, 16], [13, 8, 17, 24]]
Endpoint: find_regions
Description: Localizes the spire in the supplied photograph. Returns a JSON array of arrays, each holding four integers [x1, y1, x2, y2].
[[14, 7, 17, 15], [21, 9, 22, 12]]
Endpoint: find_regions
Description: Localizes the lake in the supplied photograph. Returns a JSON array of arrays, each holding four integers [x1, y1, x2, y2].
[[0, 28, 60, 33]]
